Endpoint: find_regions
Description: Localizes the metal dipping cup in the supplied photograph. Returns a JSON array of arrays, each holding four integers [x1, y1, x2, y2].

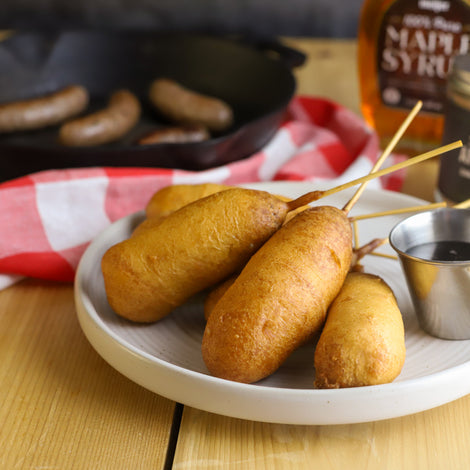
[[389, 208, 470, 340]]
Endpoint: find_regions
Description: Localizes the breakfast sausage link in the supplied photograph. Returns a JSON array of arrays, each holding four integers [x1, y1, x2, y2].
[[137, 124, 210, 145], [59, 89, 141, 147], [148, 78, 234, 132], [0, 85, 89, 133]]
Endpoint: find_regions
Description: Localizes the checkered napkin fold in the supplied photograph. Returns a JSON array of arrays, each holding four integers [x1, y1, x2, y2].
[[0, 96, 406, 290]]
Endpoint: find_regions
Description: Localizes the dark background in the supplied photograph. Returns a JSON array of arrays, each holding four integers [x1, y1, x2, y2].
[[0, 0, 364, 38]]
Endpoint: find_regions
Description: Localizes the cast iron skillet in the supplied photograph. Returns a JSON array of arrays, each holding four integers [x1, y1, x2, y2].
[[0, 31, 305, 181]]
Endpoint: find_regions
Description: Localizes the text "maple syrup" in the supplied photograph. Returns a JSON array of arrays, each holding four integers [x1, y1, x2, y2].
[[358, 0, 470, 155]]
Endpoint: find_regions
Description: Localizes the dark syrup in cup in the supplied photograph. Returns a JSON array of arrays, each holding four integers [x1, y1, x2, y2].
[[406, 241, 470, 262]]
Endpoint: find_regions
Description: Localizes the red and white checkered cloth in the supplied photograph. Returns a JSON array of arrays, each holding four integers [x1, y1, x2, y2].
[[0, 96, 406, 290]]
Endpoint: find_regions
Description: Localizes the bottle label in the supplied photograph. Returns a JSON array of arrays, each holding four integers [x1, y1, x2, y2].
[[378, 0, 470, 114]]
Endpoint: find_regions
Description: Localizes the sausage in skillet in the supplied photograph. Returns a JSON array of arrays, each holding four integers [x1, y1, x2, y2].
[[59, 89, 141, 146], [0, 85, 89, 133], [148, 78, 233, 132], [137, 124, 210, 145]]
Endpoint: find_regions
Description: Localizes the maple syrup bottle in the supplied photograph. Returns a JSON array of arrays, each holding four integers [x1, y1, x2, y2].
[[358, 0, 470, 155]]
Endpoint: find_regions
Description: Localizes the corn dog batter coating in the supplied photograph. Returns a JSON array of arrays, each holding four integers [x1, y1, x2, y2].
[[314, 272, 406, 389], [102, 188, 290, 323], [203, 275, 237, 321], [202, 206, 353, 384], [145, 183, 230, 219], [131, 183, 231, 236], [135, 183, 307, 238], [143, 183, 308, 228]]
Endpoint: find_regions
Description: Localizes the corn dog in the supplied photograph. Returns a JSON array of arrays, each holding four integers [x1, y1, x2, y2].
[[142, 182, 307, 227], [130, 183, 232, 236], [202, 206, 353, 384], [133, 183, 308, 237], [145, 183, 230, 220], [314, 272, 406, 389], [203, 275, 237, 321], [101, 188, 292, 323]]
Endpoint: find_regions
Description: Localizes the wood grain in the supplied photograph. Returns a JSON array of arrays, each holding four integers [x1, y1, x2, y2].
[[173, 401, 470, 470], [0, 280, 175, 469]]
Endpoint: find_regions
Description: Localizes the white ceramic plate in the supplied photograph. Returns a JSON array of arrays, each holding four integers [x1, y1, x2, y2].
[[74, 181, 470, 425]]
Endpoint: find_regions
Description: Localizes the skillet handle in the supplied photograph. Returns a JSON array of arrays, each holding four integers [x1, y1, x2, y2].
[[234, 35, 306, 69], [253, 39, 307, 69]]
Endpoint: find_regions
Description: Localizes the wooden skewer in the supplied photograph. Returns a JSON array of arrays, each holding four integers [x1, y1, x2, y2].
[[454, 198, 470, 209], [370, 251, 398, 260], [353, 236, 388, 259], [349, 201, 447, 221], [287, 140, 463, 212], [350, 195, 470, 224], [361, 198, 470, 260], [343, 100, 423, 213], [352, 201, 448, 260], [326, 141, 462, 211], [352, 220, 360, 250], [352, 235, 398, 262], [364, 197, 470, 259], [346, 101, 423, 265], [355, 236, 397, 261]]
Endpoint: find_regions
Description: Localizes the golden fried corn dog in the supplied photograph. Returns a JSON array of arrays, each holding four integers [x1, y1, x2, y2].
[[101, 188, 291, 323], [134, 183, 307, 237], [314, 272, 406, 389], [133, 183, 229, 237], [203, 237, 389, 320], [203, 275, 237, 321], [145, 183, 230, 219], [202, 206, 353, 383], [143, 183, 308, 225], [131, 216, 163, 237]]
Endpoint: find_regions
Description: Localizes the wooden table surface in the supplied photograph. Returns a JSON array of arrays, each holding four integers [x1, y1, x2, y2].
[[2, 38, 470, 470]]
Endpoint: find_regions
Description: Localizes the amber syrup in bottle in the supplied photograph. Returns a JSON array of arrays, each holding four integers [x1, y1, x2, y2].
[[358, 0, 470, 155]]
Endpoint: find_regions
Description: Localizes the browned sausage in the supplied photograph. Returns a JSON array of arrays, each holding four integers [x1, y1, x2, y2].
[[148, 78, 233, 132], [59, 90, 141, 146], [0, 85, 89, 133], [137, 124, 210, 145]]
